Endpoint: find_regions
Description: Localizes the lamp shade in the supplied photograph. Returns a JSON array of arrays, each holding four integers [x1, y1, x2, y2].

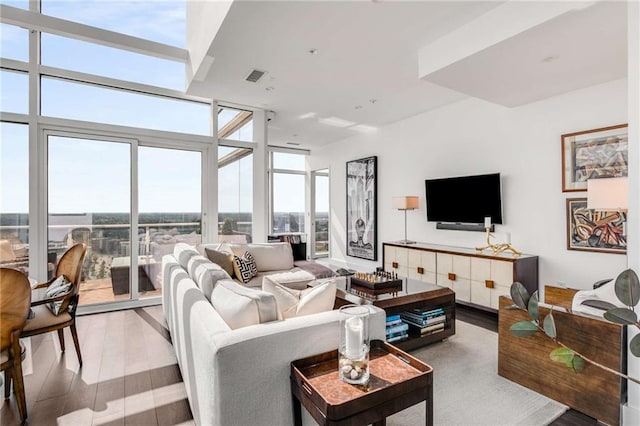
[[392, 196, 419, 210], [587, 177, 628, 210]]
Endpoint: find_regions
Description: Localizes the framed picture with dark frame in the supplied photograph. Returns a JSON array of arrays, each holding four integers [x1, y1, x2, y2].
[[566, 197, 626, 254], [561, 124, 628, 192], [346, 156, 377, 261]]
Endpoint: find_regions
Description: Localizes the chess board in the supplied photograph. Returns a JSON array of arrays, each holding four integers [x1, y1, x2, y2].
[[350, 276, 403, 290]]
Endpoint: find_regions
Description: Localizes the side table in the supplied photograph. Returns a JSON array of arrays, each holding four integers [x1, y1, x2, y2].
[[290, 340, 433, 425]]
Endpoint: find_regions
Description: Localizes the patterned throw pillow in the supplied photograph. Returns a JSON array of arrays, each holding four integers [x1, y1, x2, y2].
[[233, 251, 258, 284], [45, 275, 73, 316]]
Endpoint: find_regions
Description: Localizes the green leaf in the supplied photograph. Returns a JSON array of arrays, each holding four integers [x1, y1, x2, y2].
[[510, 321, 538, 337], [543, 313, 556, 338], [571, 355, 585, 372], [614, 269, 640, 307], [504, 304, 520, 310], [630, 334, 640, 357], [510, 281, 530, 310], [528, 291, 539, 322], [603, 307, 638, 325], [550, 348, 575, 365]]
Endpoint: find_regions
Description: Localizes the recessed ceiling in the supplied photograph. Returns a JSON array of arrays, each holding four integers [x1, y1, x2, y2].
[[186, 1, 628, 150]]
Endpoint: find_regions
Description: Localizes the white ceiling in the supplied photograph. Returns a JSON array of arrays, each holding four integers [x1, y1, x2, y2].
[[186, 1, 628, 150]]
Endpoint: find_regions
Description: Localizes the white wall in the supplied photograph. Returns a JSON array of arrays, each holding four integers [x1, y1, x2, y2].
[[309, 78, 628, 292]]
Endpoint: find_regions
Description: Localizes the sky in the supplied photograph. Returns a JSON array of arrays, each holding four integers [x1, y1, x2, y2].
[[0, 0, 328, 215]]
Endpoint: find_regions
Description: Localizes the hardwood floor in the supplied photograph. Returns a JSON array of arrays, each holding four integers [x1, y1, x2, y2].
[[0, 307, 193, 426], [1, 303, 598, 425]]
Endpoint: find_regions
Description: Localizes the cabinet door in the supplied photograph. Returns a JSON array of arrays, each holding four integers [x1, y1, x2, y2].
[[385, 245, 408, 277], [437, 254, 471, 302], [408, 250, 436, 283], [470, 258, 492, 307], [491, 260, 514, 287], [490, 285, 511, 309]]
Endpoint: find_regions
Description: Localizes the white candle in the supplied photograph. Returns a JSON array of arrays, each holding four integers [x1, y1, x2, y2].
[[484, 217, 491, 228], [345, 316, 363, 359], [505, 232, 511, 244]]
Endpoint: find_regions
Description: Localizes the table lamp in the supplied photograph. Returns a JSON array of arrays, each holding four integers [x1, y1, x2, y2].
[[587, 177, 628, 235], [392, 196, 419, 244]]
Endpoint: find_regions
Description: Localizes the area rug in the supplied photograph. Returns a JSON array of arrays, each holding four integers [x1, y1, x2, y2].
[[386, 320, 568, 426]]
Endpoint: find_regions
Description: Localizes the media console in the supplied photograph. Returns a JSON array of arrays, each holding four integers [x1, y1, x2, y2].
[[382, 242, 538, 312]]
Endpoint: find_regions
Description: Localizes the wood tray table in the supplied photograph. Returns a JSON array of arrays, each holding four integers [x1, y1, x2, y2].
[[290, 340, 433, 425]]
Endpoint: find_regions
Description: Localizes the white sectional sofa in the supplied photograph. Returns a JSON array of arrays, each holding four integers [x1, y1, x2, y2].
[[198, 241, 327, 288], [162, 243, 386, 426]]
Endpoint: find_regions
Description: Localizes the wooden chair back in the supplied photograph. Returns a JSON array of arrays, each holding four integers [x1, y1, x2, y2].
[[55, 243, 87, 296], [0, 268, 32, 351]]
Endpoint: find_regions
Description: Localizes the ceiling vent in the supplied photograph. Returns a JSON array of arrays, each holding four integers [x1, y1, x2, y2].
[[245, 69, 266, 83]]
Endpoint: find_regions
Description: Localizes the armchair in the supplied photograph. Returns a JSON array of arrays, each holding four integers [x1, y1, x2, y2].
[[0, 267, 32, 422], [21, 243, 87, 366]]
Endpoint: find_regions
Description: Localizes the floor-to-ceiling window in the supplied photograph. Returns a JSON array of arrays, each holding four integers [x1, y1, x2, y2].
[[218, 106, 254, 242], [311, 169, 330, 258], [270, 151, 308, 235], [0, 1, 218, 311]]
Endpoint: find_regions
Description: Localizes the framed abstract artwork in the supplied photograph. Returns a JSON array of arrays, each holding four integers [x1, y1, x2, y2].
[[561, 124, 628, 192], [346, 156, 377, 260], [566, 198, 626, 254]]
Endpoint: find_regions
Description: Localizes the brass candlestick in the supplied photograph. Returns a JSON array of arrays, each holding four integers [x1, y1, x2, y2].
[[476, 227, 521, 256]]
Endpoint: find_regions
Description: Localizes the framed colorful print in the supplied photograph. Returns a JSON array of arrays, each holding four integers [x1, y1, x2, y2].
[[561, 124, 628, 192], [566, 198, 626, 254], [346, 156, 377, 261]]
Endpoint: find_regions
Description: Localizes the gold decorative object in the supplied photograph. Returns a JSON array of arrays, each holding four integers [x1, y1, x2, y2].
[[476, 227, 521, 256]]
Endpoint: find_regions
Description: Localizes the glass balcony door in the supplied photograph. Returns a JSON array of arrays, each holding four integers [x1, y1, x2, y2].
[[311, 169, 329, 258], [46, 131, 206, 309], [47, 133, 134, 305]]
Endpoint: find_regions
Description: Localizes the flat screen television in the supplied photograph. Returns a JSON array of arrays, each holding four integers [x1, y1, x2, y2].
[[425, 173, 503, 224]]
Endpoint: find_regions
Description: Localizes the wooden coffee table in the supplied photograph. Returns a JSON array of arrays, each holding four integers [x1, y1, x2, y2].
[[324, 277, 456, 350], [291, 340, 433, 426]]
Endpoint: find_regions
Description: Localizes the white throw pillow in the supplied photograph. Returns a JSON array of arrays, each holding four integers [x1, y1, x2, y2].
[[262, 277, 336, 320], [210, 280, 278, 329]]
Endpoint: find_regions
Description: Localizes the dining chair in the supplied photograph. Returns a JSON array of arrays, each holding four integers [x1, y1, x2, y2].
[[0, 267, 32, 422], [21, 243, 87, 366]]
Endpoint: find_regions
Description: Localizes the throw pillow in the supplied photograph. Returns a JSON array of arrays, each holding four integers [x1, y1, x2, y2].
[[204, 247, 235, 277], [262, 277, 336, 319], [210, 280, 278, 329], [233, 251, 258, 284], [45, 275, 73, 316]]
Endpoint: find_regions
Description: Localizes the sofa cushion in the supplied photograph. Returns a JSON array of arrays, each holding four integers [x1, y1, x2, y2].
[[262, 277, 336, 320], [229, 243, 294, 272], [174, 243, 200, 269], [204, 246, 235, 277], [211, 280, 278, 329], [233, 251, 258, 284], [261, 270, 315, 290], [187, 255, 231, 301]]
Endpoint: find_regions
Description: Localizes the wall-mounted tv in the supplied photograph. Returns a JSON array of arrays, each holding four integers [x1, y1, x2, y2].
[[425, 173, 503, 225]]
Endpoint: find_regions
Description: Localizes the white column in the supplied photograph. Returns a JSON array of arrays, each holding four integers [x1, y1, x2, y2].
[[206, 101, 219, 243], [625, 1, 640, 424], [252, 109, 268, 242]]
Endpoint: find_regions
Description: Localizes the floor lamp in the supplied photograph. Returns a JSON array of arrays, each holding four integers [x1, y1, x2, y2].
[[392, 196, 419, 244]]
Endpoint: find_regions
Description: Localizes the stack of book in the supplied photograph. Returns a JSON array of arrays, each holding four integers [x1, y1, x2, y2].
[[385, 314, 409, 343], [400, 307, 446, 336]]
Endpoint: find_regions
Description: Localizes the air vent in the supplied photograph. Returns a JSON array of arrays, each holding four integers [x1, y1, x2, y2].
[[245, 69, 266, 83], [286, 142, 301, 146]]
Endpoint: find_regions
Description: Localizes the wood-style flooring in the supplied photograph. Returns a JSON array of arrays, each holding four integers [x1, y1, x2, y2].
[[0, 306, 192, 426], [1, 304, 598, 425]]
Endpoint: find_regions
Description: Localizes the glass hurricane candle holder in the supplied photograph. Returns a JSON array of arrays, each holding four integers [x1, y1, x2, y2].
[[339, 304, 370, 385]]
